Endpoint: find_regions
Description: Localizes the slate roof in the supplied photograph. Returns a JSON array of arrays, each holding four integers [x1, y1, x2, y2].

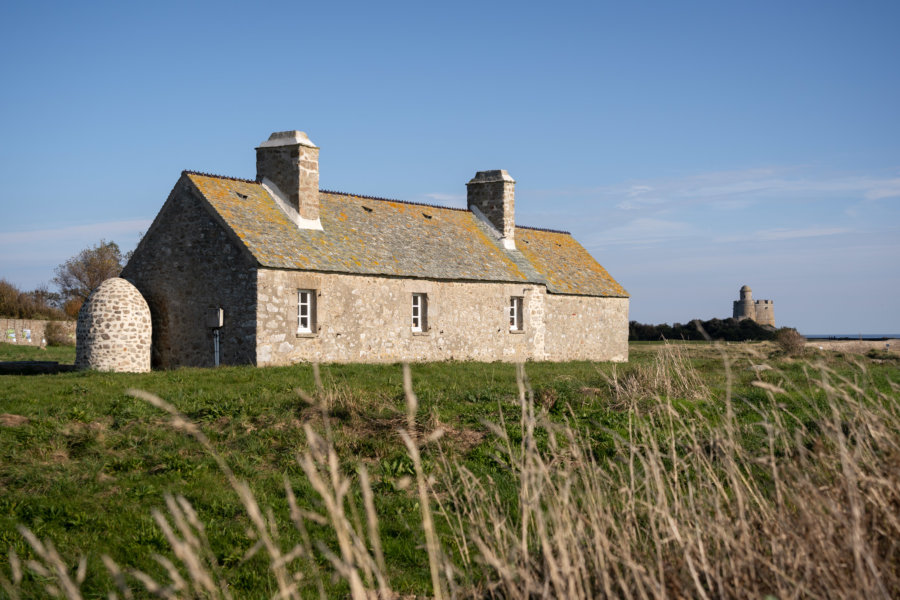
[[185, 172, 628, 298]]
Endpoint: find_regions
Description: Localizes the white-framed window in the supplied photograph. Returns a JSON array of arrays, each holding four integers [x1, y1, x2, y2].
[[298, 289, 316, 333], [411, 293, 428, 332], [509, 296, 524, 331]]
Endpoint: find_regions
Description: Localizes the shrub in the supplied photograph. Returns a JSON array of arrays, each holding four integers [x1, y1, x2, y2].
[[0, 279, 20, 317], [0, 279, 65, 320], [605, 341, 708, 403], [775, 327, 806, 355], [629, 318, 777, 342], [62, 298, 83, 319], [866, 348, 898, 361], [44, 321, 74, 346]]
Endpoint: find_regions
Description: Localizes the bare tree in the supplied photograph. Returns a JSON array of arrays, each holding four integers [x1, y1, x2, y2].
[[53, 240, 125, 316]]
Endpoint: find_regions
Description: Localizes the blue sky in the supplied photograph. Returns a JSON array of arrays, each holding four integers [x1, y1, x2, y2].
[[1, 1, 898, 334]]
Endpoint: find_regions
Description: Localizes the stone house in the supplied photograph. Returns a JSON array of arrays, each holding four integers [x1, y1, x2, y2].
[[122, 131, 629, 367]]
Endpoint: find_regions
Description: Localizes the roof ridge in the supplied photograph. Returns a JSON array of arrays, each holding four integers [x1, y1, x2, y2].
[[185, 174, 571, 234], [183, 170, 257, 184], [319, 189, 470, 213], [517, 224, 571, 235]]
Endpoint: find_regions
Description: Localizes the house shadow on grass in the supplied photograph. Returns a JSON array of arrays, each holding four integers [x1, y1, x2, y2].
[[0, 361, 77, 375]]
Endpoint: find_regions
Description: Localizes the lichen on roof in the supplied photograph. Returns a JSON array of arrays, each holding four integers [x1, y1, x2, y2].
[[185, 172, 627, 297], [516, 227, 628, 297]]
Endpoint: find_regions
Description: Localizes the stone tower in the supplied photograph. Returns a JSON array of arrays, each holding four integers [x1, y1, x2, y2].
[[732, 284, 775, 327], [76, 278, 152, 372], [733, 285, 755, 320], [754, 299, 775, 327]]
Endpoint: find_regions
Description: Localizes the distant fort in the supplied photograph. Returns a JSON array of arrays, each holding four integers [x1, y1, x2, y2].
[[732, 285, 775, 327]]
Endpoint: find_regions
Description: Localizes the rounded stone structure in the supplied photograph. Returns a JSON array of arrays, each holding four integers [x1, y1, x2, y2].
[[733, 284, 755, 320], [76, 278, 152, 372]]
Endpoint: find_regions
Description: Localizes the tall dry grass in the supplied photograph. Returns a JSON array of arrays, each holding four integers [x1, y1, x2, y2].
[[4, 351, 900, 599], [605, 342, 709, 404], [441, 353, 900, 599]]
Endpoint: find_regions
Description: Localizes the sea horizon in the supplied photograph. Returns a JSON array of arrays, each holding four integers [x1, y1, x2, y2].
[[802, 333, 900, 340]]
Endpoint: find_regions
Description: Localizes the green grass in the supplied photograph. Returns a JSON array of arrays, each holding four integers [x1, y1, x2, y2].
[[0, 342, 75, 363], [1, 342, 898, 598]]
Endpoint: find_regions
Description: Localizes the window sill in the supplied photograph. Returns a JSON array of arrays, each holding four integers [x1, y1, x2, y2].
[[509, 329, 526, 335], [412, 330, 431, 336], [296, 332, 318, 338]]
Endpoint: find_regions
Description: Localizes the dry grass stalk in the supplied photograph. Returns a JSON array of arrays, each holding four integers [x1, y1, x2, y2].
[[439, 350, 900, 599], [11, 526, 85, 600], [7, 352, 900, 599], [605, 342, 708, 404], [400, 363, 451, 600]]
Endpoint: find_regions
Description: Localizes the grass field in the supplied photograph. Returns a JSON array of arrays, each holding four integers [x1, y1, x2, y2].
[[0, 343, 76, 364], [1, 341, 899, 598]]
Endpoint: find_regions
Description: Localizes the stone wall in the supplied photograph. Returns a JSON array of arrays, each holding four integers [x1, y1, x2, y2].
[[256, 268, 628, 364], [0, 318, 75, 346], [121, 176, 258, 368], [543, 295, 629, 361]]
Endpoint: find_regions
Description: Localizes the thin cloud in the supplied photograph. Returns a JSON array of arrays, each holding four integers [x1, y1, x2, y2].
[[594, 168, 900, 212], [716, 226, 854, 243], [0, 219, 151, 245], [0, 219, 151, 288], [593, 217, 695, 246], [864, 178, 900, 200], [627, 185, 654, 196], [616, 187, 667, 210], [755, 226, 854, 241]]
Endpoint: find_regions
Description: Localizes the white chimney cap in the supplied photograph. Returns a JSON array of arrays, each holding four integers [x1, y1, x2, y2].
[[257, 130, 318, 149]]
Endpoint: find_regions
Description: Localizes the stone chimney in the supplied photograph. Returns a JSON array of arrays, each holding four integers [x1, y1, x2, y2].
[[256, 131, 320, 225], [467, 170, 516, 249]]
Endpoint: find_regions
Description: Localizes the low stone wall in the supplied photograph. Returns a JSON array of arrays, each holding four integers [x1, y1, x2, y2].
[[0, 318, 75, 346]]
